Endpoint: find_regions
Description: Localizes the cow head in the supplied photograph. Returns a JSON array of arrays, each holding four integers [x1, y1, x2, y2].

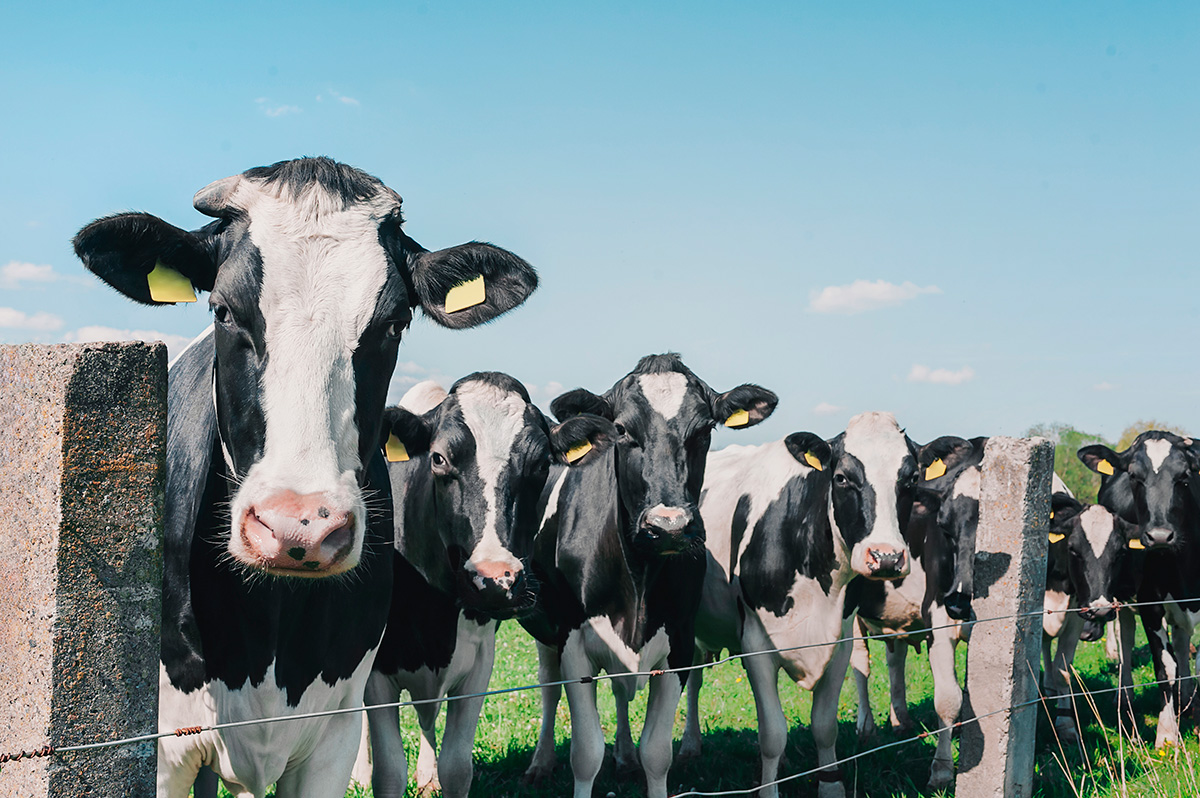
[[382, 374, 614, 618], [74, 158, 537, 578], [551, 353, 777, 558], [1050, 495, 1131, 638], [1080, 432, 1200, 550], [914, 436, 985, 619]]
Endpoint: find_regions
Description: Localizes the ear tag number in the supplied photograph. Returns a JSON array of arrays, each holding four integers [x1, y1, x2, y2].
[[444, 275, 486, 313], [725, 409, 750, 428], [566, 440, 593, 463], [924, 458, 947, 481], [147, 261, 197, 304], [1097, 460, 1115, 476], [1048, 532, 1065, 544], [1128, 538, 1145, 550], [804, 452, 824, 471], [385, 434, 410, 463]]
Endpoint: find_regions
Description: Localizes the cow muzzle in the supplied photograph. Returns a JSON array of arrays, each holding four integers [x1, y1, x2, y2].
[[1079, 600, 1117, 625], [943, 591, 973, 621], [862, 545, 909, 580], [239, 490, 356, 576], [636, 505, 699, 555], [1144, 527, 1175, 548], [462, 560, 533, 619]]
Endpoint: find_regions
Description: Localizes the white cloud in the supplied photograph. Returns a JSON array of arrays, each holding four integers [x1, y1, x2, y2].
[[65, 326, 192, 358], [813, 402, 842, 416], [808, 279, 942, 314], [0, 261, 57, 289], [318, 90, 361, 107], [908, 364, 975, 385], [0, 307, 63, 330], [256, 98, 301, 117], [1093, 381, 1118, 391]]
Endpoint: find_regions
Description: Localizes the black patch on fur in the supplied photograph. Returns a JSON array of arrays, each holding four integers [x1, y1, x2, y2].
[[243, 157, 385, 208]]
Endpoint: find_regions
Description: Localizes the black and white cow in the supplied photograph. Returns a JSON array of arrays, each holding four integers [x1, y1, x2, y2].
[[519, 354, 777, 798], [849, 435, 980, 788], [352, 374, 614, 798], [73, 158, 537, 797], [682, 412, 936, 798], [1079, 432, 1200, 747], [1041, 482, 1136, 744]]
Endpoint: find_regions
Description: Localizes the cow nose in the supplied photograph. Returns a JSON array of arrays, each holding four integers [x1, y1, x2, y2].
[[1079, 602, 1117, 624], [241, 491, 354, 574], [642, 505, 693, 534], [865, 546, 908, 579], [1079, 620, 1105, 642], [943, 591, 973, 621], [1145, 527, 1174, 548], [467, 561, 527, 612]]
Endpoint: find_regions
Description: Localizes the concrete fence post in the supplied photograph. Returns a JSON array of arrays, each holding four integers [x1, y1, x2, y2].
[[0, 343, 165, 797], [955, 436, 1053, 798]]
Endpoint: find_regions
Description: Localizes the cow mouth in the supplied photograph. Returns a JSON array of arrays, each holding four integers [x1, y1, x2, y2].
[[236, 509, 357, 578]]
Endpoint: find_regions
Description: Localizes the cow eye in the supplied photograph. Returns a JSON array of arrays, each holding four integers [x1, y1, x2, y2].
[[615, 423, 627, 436], [834, 473, 850, 488], [430, 452, 450, 474], [212, 303, 233, 325], [383, 320, 405, 340]]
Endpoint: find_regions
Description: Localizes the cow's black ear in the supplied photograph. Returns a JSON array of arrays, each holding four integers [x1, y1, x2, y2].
[[550, 388, 613, 422], [1050, 492, 1084, 525], [380, 406, 432, 463], [784, 432, 831, 472], [549, 413, 617, 467], [74, 213, 218, 305], [917, 436, 975, 482], [407, 238, 538, 330], [1078, 444, 1123, 477], [713, 384, 777, 430]]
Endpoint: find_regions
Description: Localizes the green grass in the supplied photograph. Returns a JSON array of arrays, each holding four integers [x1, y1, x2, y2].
[[219, 621, 1200, 797]]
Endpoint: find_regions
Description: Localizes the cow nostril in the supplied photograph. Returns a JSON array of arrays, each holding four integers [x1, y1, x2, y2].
[[322, 525, 352, 555]]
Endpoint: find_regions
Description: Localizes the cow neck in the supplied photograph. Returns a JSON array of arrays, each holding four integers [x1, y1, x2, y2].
[[392, 458, 458, 598], [826, 497, 865, 597]]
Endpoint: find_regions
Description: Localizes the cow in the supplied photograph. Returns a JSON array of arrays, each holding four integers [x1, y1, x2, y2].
[[518, 353, 778, 798], [1079, 432, 1200, 748], [73, 157, 538, 798], [849, 435, 982, 788], [353, 374, 615, 798], [681, 412, 947, 798]]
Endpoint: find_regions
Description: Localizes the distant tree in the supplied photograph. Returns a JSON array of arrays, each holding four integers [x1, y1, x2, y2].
[[1026, 423, 1113, 504], [1116, 419, 1188, 452]]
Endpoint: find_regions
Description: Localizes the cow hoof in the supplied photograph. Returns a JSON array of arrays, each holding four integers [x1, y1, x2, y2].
[[890, 717, 914, 734], [927, 758, 954, 789], [856, 717, 877, 742], [521, 762, 556, 786], [416, 777, 441, 797], [677, 738, 702, 760], [614, 754, 641, 779]]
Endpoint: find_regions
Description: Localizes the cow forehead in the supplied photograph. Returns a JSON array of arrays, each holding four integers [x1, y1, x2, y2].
[[952, 466, 982, 501], [1078, 505, 1115, 558], [1142, 438, 1175, 474], [636, 372, 692, 420], [453, 381, 534, 464], [841, 412, 909, 474]]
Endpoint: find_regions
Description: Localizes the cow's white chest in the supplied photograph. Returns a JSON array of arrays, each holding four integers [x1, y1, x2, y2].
[[562, 617, 671, 692], [745, 576, 849, 690], [391, 615, 498, 698], [158, 651, 376, 795], [1043, 589, 1073, 638]]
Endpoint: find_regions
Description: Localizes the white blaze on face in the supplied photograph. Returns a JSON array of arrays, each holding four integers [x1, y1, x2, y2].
[[1051, 472, 1073, 497], [953, 466, 981, 501], [226, 180, 400, 569], [1079, 505, 1115, 559], [1145, 438, 1173, 473], [455, 381, 528, 578], [637, 372, 688, 420], [840, 412, 911, 576]]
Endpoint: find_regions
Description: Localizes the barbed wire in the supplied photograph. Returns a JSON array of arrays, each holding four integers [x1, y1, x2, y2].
[[0, 596, 1190, 769]]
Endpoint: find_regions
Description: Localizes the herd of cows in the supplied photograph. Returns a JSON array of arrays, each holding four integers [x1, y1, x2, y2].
[[69, 157, 1200, 798]]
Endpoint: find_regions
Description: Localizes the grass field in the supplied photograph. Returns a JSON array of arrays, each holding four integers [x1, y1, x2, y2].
[[219, 619, 1200, 798]]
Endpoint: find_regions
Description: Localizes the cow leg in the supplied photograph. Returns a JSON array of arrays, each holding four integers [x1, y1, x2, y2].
[[273, 712, 362, 798], [563, 672, 605, 798], [1169, 614, 1196, 724], [742, 650, 787, 798], [612, 675, 640, 776], [811, 637, 852, 798], [158, 737, 209, 798], [926, 618, 962, 789], [193, 766, 220, 798], [1104, 619, 1120, 661], [1141, 604, 1181, 748], [363, 673, 407, 798], [439, 634, 495, 798], [413, 699, 442, 796], [886, 640, 913, 731], [350, 713, 372, 789], [678, 653, 705, 759], [640, 672, 684, 798], [851, 625, 876, 740], [1116, 606, 1137, 734], [522, 641, 563, 784], [1049, 612, 1083, 747]]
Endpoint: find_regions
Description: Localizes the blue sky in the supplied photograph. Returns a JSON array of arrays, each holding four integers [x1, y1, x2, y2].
[[2, 2, 1197, 446]]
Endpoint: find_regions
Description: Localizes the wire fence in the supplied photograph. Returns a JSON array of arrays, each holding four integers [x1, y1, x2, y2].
[[1, 596, 1194, 793]]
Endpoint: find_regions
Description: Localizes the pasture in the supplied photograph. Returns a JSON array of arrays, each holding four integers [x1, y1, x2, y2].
[[214, 619, 1200, 798]]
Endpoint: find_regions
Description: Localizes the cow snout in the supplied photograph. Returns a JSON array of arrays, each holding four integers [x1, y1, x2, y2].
[[943, 591, 973, 621], [1079, 602, 1117, 625], [240, 491, 355, 575], [864, 546, 908, 580], [1079, 620, 1105, 642], [465, 560, 530, 617], [1144, 527, 1175, 548], [642, 505, 693, 534]]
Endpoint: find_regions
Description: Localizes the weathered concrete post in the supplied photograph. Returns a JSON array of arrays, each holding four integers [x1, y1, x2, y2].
[[955, 436, 1053, 798], [0, 342, 165, 797]]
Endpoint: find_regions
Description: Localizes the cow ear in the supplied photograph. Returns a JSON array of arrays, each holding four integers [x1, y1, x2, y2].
[[1050, 492, 1084, 525], [917, 436, 975, 482], [713, 384, 778, 429], [74, 213, 218, 305], [549, 413, 617, 467], [784, 432, 831, 472], [550, 388, 614, 422], [380, 406, 432, 463], [407, 239, 538, 330], [1078, 444, 1123, 476]]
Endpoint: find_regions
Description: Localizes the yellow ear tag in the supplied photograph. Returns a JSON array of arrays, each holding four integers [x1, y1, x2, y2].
[[804, 452, 823, 471], [385, 433, 410, 463], [1050, 511, 1055, 520], [147, 261, 197, 303], [924, 458, 947, 481], [1128, 538, 1145, 550], [1048, 532, 1065, 544], [1097, 460, 1115, 476], [566, 440, 593, 464], [725, 409, 750, 428], [443, 275, 486, 314]]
